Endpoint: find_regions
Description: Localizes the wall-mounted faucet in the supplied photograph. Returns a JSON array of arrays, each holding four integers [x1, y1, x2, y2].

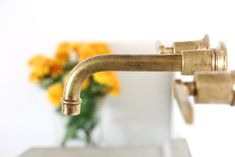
[[174, 71, 235, 123], [61, 36, 227, 116]]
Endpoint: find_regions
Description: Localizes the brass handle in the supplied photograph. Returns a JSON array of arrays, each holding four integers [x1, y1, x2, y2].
[[158, 34, 210, 54], [194, 71, 235, 105], [173, 80, 194, 123], [158, 35, 227, 74], [174, 71, 235, 124]]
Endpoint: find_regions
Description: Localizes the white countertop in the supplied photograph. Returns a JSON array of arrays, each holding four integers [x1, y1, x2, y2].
[[18, 139, 191, 157]]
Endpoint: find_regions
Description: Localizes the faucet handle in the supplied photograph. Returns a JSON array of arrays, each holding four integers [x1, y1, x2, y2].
[[174, 71, 235, 124], [157, 36, 227, 75], [173, 80, 194, 123], [194, 71, 235, 105], [158, 34, 210, 54]]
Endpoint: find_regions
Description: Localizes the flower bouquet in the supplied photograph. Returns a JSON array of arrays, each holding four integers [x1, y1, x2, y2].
[[28, 42, 120, 146]]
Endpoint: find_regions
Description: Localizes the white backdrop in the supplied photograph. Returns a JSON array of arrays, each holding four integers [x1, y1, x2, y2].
[[1, 0, 235, 157]]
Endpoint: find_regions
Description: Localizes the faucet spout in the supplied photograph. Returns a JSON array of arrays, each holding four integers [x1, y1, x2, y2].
[[62, 54, 182, 115]]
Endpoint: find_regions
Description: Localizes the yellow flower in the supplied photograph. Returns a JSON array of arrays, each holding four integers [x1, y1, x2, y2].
[[55, 51, 69, 65], [28, 55, 48, 67], [47, 83, 64, 106], [78, 43, 111, 61], [93, 72, 120, 95], [50, 60, 63, 78], [29, 71, 41, 83], [28, 54, 63, 81], [28, 55, 53, 79], [55, 42, 81, 64], [54, 43, 71, 64], [71, 42, 81, 53]]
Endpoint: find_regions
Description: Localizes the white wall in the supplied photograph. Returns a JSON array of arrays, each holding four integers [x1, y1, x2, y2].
[[100, 42, 172, 147], [1, 0, 235, 157]]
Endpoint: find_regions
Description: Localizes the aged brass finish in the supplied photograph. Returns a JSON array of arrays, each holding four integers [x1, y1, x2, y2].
[[62, 46, 227, 116], [174, 80, 194, 123], [194, 71, 235, 104], [181, 42, 227, 74], [62, 54, 182, 115], [174, 71, 235, 124], [159, 34, 210, 54]]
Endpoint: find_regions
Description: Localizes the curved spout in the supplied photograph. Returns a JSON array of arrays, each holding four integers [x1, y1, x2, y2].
[[62, 54, 182, 115]]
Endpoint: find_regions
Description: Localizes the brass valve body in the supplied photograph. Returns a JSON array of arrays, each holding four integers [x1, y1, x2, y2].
[[181, 43, 227, 75], [174, 71, 235, 124], [194, 71, 235, 105]]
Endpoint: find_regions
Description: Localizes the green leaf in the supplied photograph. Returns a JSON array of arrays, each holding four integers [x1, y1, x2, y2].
[[39, 75, 63, 89]]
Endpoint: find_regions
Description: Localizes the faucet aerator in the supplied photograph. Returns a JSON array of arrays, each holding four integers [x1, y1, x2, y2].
[[62, 98, 82, 116]]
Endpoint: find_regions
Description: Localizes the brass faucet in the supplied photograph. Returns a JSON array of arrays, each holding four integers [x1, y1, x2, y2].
[[174, 71, 235, 124], [62, 38, 227, 116]]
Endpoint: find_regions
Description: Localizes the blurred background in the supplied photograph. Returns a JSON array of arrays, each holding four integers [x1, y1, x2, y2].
[[1, 0, 235, 157]]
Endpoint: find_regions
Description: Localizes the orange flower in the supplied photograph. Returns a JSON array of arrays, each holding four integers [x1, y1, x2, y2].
[[55, 51, 69, 65], [29, 71, 41, 83], [78, 43, 111, 61], [55, 42, 81, 64], [28, 55, 53, 80], [28, 55, 49, 67], [47, 83, 64, 106], [54, 43, 71, 64], [71, 42, 81, 53], [50, 61, 63, 78], [28, 54, 63, 82], [93, 72, 120, 95]]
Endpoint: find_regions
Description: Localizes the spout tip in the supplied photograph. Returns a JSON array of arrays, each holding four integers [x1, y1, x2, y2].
[[61, 98, 82, 116]]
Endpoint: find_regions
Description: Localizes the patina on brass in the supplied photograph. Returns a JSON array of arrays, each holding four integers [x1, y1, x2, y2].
[[62, 43, 227, 116], [174, 71, 235, 124], [194, 71, 235, 104], [181, 42, 227, 74], [159, 34, 210, 54], [62, 54, 182, 115], [174, 80, 194, 123]]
